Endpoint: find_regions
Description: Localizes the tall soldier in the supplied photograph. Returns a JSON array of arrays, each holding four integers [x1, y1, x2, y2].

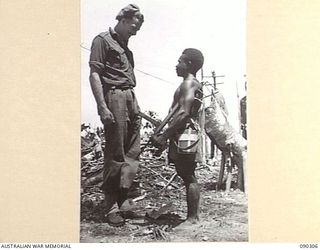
[[89, 4, 144, 226]]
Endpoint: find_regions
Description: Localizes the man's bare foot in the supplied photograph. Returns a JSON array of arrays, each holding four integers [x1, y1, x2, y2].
[[174, 218, 199, 231], [185, 217, 199, 224]]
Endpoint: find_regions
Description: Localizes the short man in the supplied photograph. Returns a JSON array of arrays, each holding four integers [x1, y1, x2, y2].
[[151, 48, 204, 226], [88, 4, 144, 226]]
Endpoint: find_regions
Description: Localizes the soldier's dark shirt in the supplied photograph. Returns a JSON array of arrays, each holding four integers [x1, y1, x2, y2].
[[89, 28, 136, 88]]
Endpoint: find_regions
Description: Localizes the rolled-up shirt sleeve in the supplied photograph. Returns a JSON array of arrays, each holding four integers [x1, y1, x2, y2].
[[89, 36, 108, 73]]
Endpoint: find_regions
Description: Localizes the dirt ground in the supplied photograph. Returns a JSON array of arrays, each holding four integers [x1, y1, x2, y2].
[[80, 156, 248, 243]]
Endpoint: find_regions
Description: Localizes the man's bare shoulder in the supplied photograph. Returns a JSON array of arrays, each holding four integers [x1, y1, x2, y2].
[[181, 77, 201, 91]]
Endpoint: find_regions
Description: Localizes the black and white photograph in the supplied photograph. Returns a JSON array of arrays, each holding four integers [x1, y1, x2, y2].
[[80, 0, 247, 242], [3, 0, 320, 245]]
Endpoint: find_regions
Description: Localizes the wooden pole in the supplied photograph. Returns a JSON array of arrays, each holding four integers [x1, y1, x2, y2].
[[200, 72, 206, 164], [212, 71, 216, 90], [217, 153, 225, 190], [236, 81, 242, 134]]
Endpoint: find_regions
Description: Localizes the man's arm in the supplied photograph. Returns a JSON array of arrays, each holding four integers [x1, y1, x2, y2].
[[89, 36, 114, 125], [163, 80, 197, 139], [150, 81, 197, 151], [89, 68, 115, 125]]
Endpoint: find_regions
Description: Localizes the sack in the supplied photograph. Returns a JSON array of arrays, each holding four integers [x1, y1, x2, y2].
[[175, 125, 200, 154]]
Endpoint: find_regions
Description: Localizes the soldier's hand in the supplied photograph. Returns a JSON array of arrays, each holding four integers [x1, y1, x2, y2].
[[98, 106, 115, 125]]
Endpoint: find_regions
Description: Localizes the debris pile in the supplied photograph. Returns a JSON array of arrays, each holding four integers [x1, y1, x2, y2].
[[80, 124, 248, 242], [80, 124, 186, 225]]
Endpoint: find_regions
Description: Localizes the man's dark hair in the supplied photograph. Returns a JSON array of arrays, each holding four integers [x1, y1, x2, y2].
[[116, 4, 144, 23], [183, 48, 204, 74]]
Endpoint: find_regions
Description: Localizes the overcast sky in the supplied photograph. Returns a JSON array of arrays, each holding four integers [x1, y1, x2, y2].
[[81, 0, 246, 129]]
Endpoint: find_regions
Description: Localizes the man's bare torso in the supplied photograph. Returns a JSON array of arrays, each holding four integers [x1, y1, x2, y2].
[[172, 75, 202, 116]]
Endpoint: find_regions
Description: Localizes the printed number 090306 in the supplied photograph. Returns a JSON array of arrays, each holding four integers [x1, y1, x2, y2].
[[300, 244, 318, 248]]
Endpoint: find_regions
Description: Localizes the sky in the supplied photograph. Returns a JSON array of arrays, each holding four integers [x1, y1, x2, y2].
[[81, 0, 246, 129]]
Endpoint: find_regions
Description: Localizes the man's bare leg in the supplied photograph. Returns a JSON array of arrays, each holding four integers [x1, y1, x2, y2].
[[173, 159, 200, 229], [175, 177, 200, 230], [186, 182, 200, 223]]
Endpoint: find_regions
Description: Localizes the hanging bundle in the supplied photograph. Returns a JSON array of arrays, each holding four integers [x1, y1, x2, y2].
[[204, 92, 247, 192]]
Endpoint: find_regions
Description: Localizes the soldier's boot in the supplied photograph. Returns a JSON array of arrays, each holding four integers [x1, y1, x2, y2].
[[103, 192, 125, 227]]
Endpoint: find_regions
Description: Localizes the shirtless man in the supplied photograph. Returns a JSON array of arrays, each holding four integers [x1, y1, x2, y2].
[[151, 48, 204, 226]]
